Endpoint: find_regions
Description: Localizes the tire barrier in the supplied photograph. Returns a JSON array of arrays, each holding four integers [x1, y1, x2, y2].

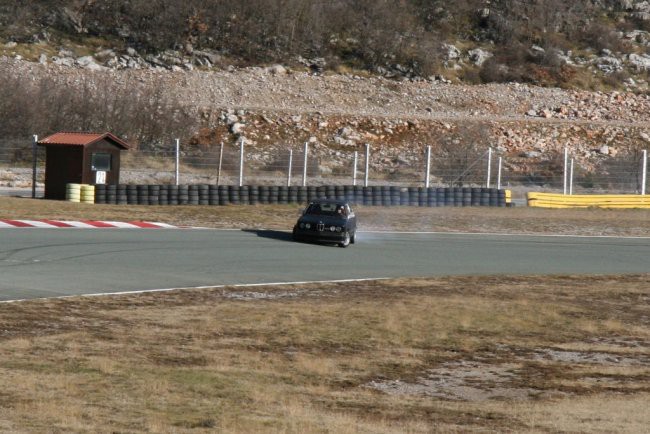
[[65, 183, 81, 203], [93, 185, 508, 207], [158, 185, 169, 205], [136, 184, 148, 205], [168, 185, 179, 205], [148, 185, 160, 206], [95, 184, 106, 204], [65, 183, 96, 203], [258, 185, 269, 204]]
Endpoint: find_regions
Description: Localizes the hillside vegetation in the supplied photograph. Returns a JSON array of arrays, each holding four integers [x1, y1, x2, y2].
[[2, 0, 650, 87]]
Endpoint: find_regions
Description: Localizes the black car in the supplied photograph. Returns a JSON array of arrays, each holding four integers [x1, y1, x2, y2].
[[292, 199, 357, 247]]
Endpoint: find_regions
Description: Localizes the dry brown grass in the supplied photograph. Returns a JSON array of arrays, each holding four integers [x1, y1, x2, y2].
[[0, 275, 648, 433], [3, 196, 650, 236]]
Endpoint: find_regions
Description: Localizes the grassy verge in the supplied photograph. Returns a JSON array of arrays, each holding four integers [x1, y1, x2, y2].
[[0, 275, 648, 433], [2, 197, 650, 236]]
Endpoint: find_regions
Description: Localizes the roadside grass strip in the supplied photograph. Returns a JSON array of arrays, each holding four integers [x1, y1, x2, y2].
[[0, 219, 179, 229]]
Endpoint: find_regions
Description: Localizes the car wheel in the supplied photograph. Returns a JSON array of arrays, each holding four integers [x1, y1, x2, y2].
[[292, 228, 301, 241], [350, 232, 356, 244], [339, 232, 351, 248]]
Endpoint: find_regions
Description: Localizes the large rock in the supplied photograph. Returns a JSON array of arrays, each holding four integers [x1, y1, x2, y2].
[[266, 64, 287, 75], [231, 122, 245, 135], [468, 48, 492, 66], [53, 56, 75, 67], [633, 1, 650, 20], [76, 56, 104, 71], [628, 53, 650, 71], [595, 55, 623, 74], [226, 114, 239, 125], [624, 30, 650, 43], [442, 44, 461, 61]]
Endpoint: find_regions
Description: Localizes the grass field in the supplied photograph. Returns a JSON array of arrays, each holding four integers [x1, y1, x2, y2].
[[0, 276, 648, 433], [0, 198, 649, 432]]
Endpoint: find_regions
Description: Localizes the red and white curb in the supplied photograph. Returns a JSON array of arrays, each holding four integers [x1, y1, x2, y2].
[[0, 219, 179, 229]]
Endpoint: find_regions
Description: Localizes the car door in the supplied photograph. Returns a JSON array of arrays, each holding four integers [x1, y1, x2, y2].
[[346, 204, 357, 233]]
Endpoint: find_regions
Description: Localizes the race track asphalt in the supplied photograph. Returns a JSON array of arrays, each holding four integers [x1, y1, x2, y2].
[[1, 229, 649, 301]]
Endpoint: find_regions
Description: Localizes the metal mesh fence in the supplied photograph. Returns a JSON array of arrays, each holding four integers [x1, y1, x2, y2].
[[1, 139, 648, 196]]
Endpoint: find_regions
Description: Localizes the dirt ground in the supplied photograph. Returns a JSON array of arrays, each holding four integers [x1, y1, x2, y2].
[[2, 196, 650, 236]]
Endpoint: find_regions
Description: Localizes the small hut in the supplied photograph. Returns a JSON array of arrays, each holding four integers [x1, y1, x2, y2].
[[38, 132, 130, 200]]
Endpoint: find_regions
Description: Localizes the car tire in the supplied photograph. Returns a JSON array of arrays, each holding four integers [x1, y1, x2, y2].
[[339, 232, 351, 248], [350, 233, 356, 244], [292, 227, 301, 242]]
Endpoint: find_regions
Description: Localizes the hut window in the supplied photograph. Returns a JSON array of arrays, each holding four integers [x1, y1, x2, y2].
[[91, 153, 111, 171]]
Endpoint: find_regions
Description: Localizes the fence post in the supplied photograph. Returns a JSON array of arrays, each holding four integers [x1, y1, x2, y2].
[[642, 149, 647, 195], [302, 142, 308, 186], [217, 142, 224, 186], [364, 144, 370, 187], [425, 145, 431, 188], [239, 137, 244, 187], [563, 146, 568, 195], [31, 135, 38, 199], [497, 156, 502, 190], [486, 147, 492, 188], [287, 149, 293, 187], [569, 158, 574, 195], [175, 138, 180, 186], [353, 151, 358, 186]]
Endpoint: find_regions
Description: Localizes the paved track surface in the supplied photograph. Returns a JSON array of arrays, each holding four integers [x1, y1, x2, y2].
[[1, 229, 649, 301]]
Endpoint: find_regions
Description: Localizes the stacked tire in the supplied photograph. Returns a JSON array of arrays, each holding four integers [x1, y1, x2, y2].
[[65, 183, 81, 203], [198, 184, 210, 205], [78, 184, 508, 208], [218, 185, 229, 205], [249, 186, 259, 205], [159, 185, 169, 205], [259, 186, 270, 204], [79, 185, 95, 204], [148, 185, 160, 205], [95, 184, 107, 204]]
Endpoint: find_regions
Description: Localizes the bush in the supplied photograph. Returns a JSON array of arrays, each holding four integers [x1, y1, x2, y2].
[[0, 70, 195, 147]]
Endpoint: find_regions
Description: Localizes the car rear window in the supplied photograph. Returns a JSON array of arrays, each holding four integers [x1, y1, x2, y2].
[[305, 203, 344, 216]]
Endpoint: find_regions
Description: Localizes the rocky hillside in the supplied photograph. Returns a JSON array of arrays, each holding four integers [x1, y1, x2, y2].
[[2, 57, 649, 181]]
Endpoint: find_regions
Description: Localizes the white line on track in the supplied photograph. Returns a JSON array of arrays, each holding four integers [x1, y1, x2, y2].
[[0, 277, 392, 304]]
